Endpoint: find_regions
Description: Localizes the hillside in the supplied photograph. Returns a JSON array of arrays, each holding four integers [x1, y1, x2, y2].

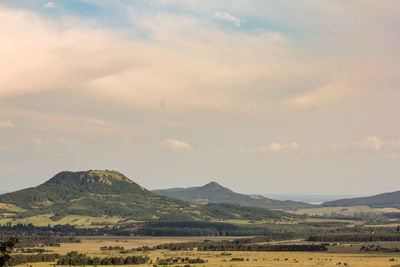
[[323, 190, 400, 208], [153, 182, 314, 210], [0, 170, 290, 223]]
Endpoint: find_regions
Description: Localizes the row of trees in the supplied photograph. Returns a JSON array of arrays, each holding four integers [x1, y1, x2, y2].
[[7, 254, 59, 266], [308, 234, 400, 242], [197, 244, 327, 252], [156, 257, 206, 265], [0, 223, 131, 237], [0, 235, 80, 248], [56, 251, 149, 265]]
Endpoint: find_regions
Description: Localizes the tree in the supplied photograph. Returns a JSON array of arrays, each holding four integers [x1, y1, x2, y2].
[[0, 237, 18, 267]]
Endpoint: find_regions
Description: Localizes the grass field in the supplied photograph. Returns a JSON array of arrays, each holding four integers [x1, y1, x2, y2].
[[293, 206, 400, 217], [13, 250, 400, 267], [0, 214, 142, 227], [10, 237, 400, 267]]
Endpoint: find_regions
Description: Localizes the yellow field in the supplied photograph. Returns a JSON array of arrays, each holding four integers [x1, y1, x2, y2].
[[0, 214, 141, 227], [13, 250, 400, 267], [293, 206, 400, 217], [0, 203, 26, 213], [11, 237, 400, 267]]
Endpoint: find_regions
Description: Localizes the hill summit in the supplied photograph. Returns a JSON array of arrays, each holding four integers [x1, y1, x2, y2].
[[323, 190, 400, 209], [46, 170, 135, 186], [0, 170, 290, 222], [153, 181, 313, 209]]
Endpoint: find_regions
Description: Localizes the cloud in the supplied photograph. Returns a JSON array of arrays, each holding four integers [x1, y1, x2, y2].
[[57, 137, 80, 146], [285, 78, 356, 109], [240, 142, 302, 153], [161, 138, 192, 152], [352, 136, 400, 152], [0, 120, 15, 128], [2, 4, 397, 115], [159, 120, 183, 127], [269, 142, 302, 152], [214, 11, 241, 26], [29, 138, 42, 146], [85, 119, 110, 127], [352, 136, 383, 151], [43, 2, 55, 8], [0, 6, 290, 110]]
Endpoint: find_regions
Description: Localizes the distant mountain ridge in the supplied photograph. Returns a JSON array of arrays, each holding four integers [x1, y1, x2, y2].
[[323, 190, 400, 208], [153, 181, 314, 210], [0, 170, 290, 222]]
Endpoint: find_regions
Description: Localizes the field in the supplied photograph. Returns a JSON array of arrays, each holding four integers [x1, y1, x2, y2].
[[293, 206, 400, 217], [0, 214, 141, 227], [10, 237, 400, 267]]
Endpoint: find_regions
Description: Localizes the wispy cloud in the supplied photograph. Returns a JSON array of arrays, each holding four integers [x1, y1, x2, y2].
[[29, 138, 43, 146], [43, 2, 55, 8], [214, 11, 241, 26], [0, 120, 15, 128], [57, 137, 80, 146], [161, 138, 192, 152], [159, 120, 183, 127], [239, 142, 302, 153], [352, 136, 400, 152]]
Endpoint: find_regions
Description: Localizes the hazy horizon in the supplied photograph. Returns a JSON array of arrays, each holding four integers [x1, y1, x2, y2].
[[1, 1, 400, 195]]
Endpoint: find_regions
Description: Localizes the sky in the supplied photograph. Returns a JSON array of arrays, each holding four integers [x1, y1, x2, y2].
[[0, 0, 400, 195]]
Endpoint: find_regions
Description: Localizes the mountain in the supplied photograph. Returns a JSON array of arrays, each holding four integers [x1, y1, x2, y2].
[[0, 170, 290, 222], [153, 181, 314, 210], [323, 190, 400, 208]]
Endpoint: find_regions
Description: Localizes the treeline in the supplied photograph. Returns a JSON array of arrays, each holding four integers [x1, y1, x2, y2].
[[360, 244, 400, 252], [136, 221, 301, 238], [383, 212, 400, 219], [0, 235, 80, 247], [14, 248, 52, 253], [8, 253, 59, 266], [100, 246, 124, 251], [0, 223, 132, 237], [151, 236, 272, 251], [131, 237, 327, 252], [298, 221, 351, 228], [308, 234, 400, 242], [3, 221, 398, 240], [197, 244, 327, 252], [57, 251, 149, 265], [156, 257, 206, 265]]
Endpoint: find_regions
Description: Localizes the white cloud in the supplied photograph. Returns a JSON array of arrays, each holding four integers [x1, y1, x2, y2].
[[352, 136, 383, 151], [352, 136, 400, 152], [159, 120, 183, 127], [214, 11, 241, 26], [161, 138, 192, 152], [0, 120, 15, 128], [44, 2, 55, 8], [269, 142, 302, 152], [29, 138, 42, 146], [240, 142, 302, 153], [85, 119, 110, 127], [285, 79, 356, 109], [57, 137, 80, 146]]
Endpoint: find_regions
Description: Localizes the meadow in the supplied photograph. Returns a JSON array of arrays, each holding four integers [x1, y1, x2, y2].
[[8, 236, 400, 267]]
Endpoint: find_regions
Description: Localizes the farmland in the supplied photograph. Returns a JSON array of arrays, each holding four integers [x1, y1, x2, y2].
[[8, 236, 400, 267]]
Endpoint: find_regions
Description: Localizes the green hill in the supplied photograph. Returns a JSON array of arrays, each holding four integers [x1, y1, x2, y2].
[[323, 190, 400, 208], [153, 181, 314, 210], [0, 170, 290, 223]]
